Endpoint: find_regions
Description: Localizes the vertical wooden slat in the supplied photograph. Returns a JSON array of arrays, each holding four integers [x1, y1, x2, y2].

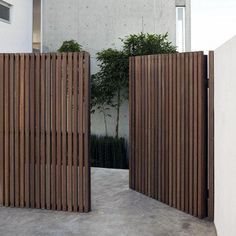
[[51, 54, 56, 210], [35, 54, 40, 209], [180, 53, 185, 211], [208, 51, 214, 221], [193, 52, 198, 217], [197, 52, 207, 218], [78, 53, 84, 212], [62, 53, 67, 211], [25, 54, 30, 208], [165, 54, 169, 204], [30, 54, 35, 208], [0, 54, 4, 206], [67, 53, 73, 212], [157, 55, 161, 201], [46, 54, 51, 210], [9, 54, 14, 207], [84, 53, 91, 212], [4, 55, 10, 207], [184, 53, 189, 213], [73, 53, 78, 212], [40, 54, 46, 209], [189, 52, 194, 215], [168, 54, 173, 206]]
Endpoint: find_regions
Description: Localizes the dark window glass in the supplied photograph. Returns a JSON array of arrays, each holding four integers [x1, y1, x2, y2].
[[0, 4, 10, 22]]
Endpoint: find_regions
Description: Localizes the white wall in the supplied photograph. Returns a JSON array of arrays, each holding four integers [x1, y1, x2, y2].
[[214, 36, 236, 236], [0, 0, 33, 53]]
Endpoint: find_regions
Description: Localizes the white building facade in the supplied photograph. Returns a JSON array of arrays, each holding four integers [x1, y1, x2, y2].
[[0, 0, 33, 53]]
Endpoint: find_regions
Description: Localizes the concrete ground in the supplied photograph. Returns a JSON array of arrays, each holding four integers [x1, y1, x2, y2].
[[0, 168, 216, 236]]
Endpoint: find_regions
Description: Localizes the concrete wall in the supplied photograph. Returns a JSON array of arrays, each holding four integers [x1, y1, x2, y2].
[[0, 0, 33, 53], [214, 36, 236, 236], [42, 0, 191, 138]]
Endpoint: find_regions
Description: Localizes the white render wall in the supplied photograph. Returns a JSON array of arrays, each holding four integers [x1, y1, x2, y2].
[[214, 36, 236, 236], [0, 0, 33, 53], [42, 0, 191, 138]]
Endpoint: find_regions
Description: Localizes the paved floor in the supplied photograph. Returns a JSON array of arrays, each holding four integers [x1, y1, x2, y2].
[[0, 168, 216, 236]]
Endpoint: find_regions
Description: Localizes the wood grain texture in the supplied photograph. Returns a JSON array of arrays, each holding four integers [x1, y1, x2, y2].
[[0, 53, 90, 212], [129, 52, 209, 219]]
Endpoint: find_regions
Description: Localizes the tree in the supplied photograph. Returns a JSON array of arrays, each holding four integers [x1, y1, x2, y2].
[[94, 49, 129, 138], [122, 32, 176, 56], [92, 33, 176, 138], [91, 73, 114, 136], [58, 40, 82, 52]]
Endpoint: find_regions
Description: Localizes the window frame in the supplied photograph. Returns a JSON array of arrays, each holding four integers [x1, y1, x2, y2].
[[0, 0, 12, 24], [176, 6, 186, 52]]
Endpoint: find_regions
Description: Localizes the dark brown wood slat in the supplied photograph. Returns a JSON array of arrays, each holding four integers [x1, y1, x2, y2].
[[141, 56, 145, 194], [40, 54, 46, 209], [0, 54, 4, 206], [67, 53, 73, 212], [29, 54, 35, 208], [51, 54, 57, 210], [129, 57, 133, 189], [84, 53, 91, 212], [78, 53, 84, 212], [180, 53, 185, 211], [46, 54, 51, 210], [161, 54, 165, 202], [193, 52, 198, 217], [35, 54, 40, 209], [56, 53, 62, 211], [189, 52, 194, 215], [73, 53, 78, 212], [4, 55, 10, 207], [168, 54, 173, 206], [184, 53, 189, 213], [25, 54, 30, 208], [197, 52, 207, 218], [165, 54, 169, 204], [176, 53, 181, 210], [157, 55, 162, 201], [9, 54, 14, 207], [208, 51, 214, 221], [154, 55, 158, 200]]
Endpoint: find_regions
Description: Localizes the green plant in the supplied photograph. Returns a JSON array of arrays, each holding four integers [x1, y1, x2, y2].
[[58, 40, 82, 52], [91, 74, 114, 136], [122, 32, 177, 56], [92, 33, 176, 138]]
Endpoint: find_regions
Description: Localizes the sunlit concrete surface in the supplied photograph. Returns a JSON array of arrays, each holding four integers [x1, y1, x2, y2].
[[0, 168, 216, 236]]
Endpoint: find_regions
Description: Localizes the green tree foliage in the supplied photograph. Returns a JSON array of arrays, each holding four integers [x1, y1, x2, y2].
[[92, 33, 176, 138], [122, 32, 176, 56], [58, 40, 82, 52]]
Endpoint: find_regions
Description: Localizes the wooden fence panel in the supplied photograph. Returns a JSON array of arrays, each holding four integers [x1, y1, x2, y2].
[[0, 52, 90, 212], [129, 52, 209, 218]]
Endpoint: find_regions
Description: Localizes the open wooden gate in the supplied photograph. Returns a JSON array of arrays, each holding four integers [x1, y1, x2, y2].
[[129, 52, 214, 219]]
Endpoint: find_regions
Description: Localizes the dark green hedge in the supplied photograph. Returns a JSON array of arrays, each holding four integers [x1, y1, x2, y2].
[[91, 135, 128, 169]]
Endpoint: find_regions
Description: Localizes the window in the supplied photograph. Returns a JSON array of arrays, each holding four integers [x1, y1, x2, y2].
[[176, 7, 186, 52], [0, 1, 11, 23]]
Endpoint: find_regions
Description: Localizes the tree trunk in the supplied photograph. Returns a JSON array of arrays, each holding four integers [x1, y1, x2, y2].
[[103, 109, 108, 136], [115, 88, 121, 139]]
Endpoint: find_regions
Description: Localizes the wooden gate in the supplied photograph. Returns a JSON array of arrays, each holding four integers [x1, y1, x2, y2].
[[0, 52, 91, 212], [129, 52, 214, 219]]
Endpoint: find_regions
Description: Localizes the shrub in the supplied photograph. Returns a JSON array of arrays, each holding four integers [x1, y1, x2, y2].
[[91, 135, 128, 169], [58, 40, 82, 52]]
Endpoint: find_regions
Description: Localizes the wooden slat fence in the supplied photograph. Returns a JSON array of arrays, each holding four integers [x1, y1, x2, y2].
[[0, 52, 91, 212], [129, 52, 210, 218]]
